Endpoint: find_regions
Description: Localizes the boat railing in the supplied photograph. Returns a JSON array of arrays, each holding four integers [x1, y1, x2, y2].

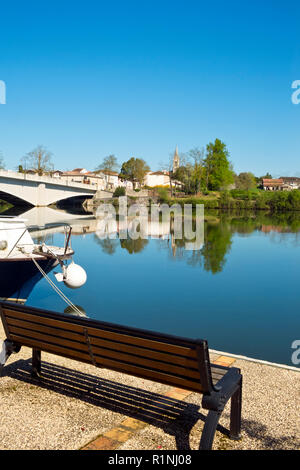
[[27, 223, 72, 254]]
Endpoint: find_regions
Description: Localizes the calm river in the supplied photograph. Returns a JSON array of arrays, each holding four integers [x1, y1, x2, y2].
[[5, 205, 300, 368]]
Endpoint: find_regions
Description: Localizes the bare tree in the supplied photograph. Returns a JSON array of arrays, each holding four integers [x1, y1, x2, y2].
[[95, 154, 119, 173], [0, 152, 5, 170], [22, 145, 54, 175], [159, 154, 174, 197], [187, 147, 205, 194]]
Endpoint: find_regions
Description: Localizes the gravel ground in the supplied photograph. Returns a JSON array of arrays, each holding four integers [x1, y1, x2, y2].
[[0, 324, 299, 450], [120, 359, 300, 451]]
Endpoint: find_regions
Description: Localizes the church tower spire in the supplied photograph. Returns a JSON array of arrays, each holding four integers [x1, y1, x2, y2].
[[173, 146, 180, 172]]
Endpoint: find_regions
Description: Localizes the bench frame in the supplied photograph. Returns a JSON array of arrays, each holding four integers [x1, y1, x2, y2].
[[0, 301, 242, 450]]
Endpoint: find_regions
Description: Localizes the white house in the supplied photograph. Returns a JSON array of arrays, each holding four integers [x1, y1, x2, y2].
[[280, 177, 300, 189], [50, 170, 64, 178], [62, 169, 106, 190], [95, 170, 119, 190], [117, 177, 133, 190], [144, 171, 170, 187]]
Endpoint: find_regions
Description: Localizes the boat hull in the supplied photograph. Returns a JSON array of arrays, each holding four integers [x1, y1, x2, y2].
[[0, 257, 59, 304]]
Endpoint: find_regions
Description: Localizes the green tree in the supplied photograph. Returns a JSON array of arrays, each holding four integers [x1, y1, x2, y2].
[[113, 186, 126, 197], [120, 157, 150, 189], [95, 154, 119, 173], [173, 165, 193, 193], [235, 172, 257, 190], [260, 172, 272, 179], [204, 139, 234, 190]]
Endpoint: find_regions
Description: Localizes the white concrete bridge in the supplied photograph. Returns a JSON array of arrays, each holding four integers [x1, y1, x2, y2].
[[0, 170, 98, 207]]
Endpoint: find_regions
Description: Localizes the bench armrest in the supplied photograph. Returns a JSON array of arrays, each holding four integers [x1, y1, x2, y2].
[[202, 367, 241, 412]]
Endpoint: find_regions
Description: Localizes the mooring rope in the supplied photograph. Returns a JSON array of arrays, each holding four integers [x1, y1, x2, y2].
[[29, 254, 84, 316]]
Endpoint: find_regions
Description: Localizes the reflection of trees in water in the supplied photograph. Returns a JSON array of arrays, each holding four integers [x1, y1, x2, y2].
[[225, 211, 300, 234], [120, 238, 148, 254], [64, 305, 87, 317], [201, 222, 232, 273], [93, 235, 119, 255], [167, 221, 233, 274], [225, 212, 300, 247], [93, 211, 300, 273], [94, 234, 149, 255]]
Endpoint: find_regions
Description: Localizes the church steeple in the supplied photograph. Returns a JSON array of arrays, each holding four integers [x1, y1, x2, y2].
[[173, 146, 180, 172]]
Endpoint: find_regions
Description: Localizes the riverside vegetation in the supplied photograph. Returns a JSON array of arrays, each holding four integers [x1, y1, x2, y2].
[[156, 187, 300, 213]]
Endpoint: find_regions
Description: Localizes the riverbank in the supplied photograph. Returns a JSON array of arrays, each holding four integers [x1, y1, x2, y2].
[[82, 188, 300, 216], [0, 323, 299, 450], [168, 189, 300, 212]]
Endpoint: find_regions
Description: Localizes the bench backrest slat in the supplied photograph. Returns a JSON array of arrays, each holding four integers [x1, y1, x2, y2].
[[3, 309, 198, 357], [0, 303, 214, 394]]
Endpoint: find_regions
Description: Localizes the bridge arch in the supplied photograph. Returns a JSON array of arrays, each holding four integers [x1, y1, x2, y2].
[[0, 171, 97, 207], [0, 190, 33, 208]]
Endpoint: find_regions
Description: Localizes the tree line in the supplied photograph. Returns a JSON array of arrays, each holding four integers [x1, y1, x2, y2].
[[0, 139, 273, 193], [168, 139, 272, 194]]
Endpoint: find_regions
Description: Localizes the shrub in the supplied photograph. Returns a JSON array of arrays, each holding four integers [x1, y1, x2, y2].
[[157, 188, 169, 203], [113, 186, 126, 197]]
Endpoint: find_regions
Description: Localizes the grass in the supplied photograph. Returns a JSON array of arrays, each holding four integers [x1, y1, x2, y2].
[[166, 189, 300, 212]]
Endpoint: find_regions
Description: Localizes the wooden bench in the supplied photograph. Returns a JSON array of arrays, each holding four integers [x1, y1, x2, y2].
[[0, 301, 242, 450]]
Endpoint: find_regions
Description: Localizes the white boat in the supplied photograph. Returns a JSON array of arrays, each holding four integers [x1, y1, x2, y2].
[[0, 216, 85, 303]]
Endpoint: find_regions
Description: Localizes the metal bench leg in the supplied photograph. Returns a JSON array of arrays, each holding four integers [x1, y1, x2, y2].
[[200, 369, 243, 449], [31, 349, 42, 379], [229, 376, 242, 440], [199, 410, 222, 450]]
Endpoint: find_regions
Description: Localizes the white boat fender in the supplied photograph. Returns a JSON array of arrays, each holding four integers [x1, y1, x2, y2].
[[62, 262, 87, 289]]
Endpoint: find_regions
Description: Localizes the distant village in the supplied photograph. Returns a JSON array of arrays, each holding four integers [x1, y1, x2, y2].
[[20, 147, 183, 193], [261, 177, 300, 191], [44, 171, 300, 195], [7, 144, 300, 194], [45, 167, 178, 192]]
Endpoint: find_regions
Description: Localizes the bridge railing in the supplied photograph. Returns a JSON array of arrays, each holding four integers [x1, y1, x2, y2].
[[0, 169, 98, 191]]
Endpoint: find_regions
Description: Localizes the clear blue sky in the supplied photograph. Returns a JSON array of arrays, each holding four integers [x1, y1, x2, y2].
[[0, 0, 299, 177]]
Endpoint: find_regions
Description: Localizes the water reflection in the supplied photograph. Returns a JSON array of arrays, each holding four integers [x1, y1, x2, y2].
[[7, 206, 300, 277], [120, 238, 149, 254], [90, 209, 300, 275], [2, 206, 300, 366], [159, 219, 233, 274], [93, 237, 119, 255], [64, 304, 87, 317]]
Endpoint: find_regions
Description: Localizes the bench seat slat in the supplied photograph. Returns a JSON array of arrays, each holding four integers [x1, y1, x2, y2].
[[8, 325, 201, 380], [8, 333, 204, 392], [5, 317, 199, 369], [3, 309, 198, 358]]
